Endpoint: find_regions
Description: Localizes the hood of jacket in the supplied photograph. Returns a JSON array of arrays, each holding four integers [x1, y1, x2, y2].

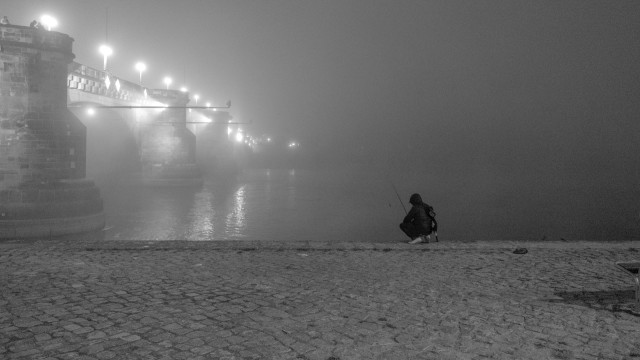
[[409, 193, 423, 206]]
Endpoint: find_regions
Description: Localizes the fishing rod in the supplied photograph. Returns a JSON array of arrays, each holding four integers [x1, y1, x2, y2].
[[390, 180, 407, 215], [385, 150, 407, 215]]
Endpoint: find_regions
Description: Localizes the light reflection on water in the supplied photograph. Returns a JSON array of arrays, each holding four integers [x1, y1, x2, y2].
[[185, 188, 214, 239], [224, 185, 247, 238], [95, 166, 401, 242]]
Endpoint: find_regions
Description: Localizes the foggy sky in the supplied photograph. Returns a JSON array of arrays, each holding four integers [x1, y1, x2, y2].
[[6, 0, 640, 183]]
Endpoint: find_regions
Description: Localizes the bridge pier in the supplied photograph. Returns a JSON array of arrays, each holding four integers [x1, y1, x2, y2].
[[0, 24, 105, 238], [140, 90, 202, 186]]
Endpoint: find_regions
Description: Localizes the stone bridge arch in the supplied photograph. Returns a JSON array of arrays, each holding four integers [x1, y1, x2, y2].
[[66, 63, 201, 186], [68, 101, 142, 184]]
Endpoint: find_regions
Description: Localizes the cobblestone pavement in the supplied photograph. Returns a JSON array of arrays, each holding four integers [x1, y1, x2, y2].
[[1, 239, 639, 360]]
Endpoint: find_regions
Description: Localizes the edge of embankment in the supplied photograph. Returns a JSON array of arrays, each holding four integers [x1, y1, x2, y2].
[[1, 238, 639, 252]]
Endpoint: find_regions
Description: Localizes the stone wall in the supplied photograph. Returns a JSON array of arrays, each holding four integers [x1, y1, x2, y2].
[[0, 24, 86, 186]]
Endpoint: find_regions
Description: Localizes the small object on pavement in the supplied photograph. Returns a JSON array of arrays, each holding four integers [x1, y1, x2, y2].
[[616, 261, 640, 304], [513, 248, 528, 254]]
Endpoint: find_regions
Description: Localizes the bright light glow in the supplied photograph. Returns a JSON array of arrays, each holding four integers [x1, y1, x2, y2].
[[86, 108, 95, 116], [135, 62, 146, 85], [163, 77, 172, 90], [99, 45, 113, 56], [227, 126, 233, 136], [235, 132, 244, 143], [267, 137, 272, 142], [115, 79, 121, 92], [40, 15, 58, 31], [194, 94, 199, 104], [99, 45, 113, 71], [205, 102, 211, 108], [180, 87, 188, 92]]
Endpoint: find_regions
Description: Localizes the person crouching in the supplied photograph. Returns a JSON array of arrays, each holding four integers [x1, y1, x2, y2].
[[399, 193, 434, 244]]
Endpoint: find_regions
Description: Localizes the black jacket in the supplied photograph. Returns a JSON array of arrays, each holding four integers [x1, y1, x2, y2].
[[402, 193, 437, 233]]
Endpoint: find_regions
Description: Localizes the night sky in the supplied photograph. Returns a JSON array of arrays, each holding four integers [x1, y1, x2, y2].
[[5, 1, 640, 237]]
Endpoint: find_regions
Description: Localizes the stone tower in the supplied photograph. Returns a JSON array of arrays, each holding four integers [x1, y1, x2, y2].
[[0, 23, 104, 238]]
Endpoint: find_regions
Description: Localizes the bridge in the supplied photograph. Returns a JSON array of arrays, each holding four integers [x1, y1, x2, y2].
[[0, 23, 238, 238]]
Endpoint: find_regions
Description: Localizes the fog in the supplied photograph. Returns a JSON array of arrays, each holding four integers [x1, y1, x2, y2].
[[8, 0, 640, 239]]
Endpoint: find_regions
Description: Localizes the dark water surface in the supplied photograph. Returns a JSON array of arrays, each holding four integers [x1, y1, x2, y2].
[[86, 164, 639, 242]]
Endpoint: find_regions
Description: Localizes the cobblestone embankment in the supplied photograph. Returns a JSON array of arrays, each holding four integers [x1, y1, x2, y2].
[[1, 239, 639, 359]]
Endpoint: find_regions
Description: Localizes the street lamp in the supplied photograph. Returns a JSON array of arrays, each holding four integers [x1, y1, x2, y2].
[[205, 102, 211, 108], [135, 62, 146, 85], [99, 45, 113, 71], [180, 86, 188, 92], [193, 94, 199, 105], [163, 76, 172, 90], [40, 15, 58, 31]]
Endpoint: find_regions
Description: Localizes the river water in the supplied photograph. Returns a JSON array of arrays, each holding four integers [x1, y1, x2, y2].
[[95, 165, 404, 242], [73, 163, 639, 242]]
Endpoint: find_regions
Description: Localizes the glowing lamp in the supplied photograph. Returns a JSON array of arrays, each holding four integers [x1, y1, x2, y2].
[[40, 15, 58, 31], [99, 45, 113, 71], [135, 62, 146, 85], [163, 76, 172, 90]]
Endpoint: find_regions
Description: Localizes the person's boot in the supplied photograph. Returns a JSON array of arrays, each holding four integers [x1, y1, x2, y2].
[[408, 237, 422, 244]]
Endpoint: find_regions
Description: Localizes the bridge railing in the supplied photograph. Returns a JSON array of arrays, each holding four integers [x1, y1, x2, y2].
[[67, 62, 147, 104]]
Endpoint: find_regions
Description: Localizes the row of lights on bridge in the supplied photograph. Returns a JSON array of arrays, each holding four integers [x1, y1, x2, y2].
[[99, 45, 212, 106], [98, 41, 221, 108], [32, 14, 214, 107]]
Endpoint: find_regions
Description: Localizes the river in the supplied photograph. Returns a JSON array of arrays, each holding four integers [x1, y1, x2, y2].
[[60, 163, 640, 242]]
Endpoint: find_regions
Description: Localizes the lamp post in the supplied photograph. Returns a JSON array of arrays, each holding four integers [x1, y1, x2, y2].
[[135, 62, 146, 85], [194, 94, 199, 105], [99, 45, 113, 71], [163, 76, 172, 90], [40, 15, 58, 31]]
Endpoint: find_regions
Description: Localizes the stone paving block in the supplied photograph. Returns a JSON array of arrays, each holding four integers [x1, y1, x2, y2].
[[190, 345, 215, 355], [11, 348, 41, 358], [87, 330, 107, 339], [13, 317, 42, 328], [63, 323, 83, 331], [34, 333, 52, 342], [95, 350, 117, 359]]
